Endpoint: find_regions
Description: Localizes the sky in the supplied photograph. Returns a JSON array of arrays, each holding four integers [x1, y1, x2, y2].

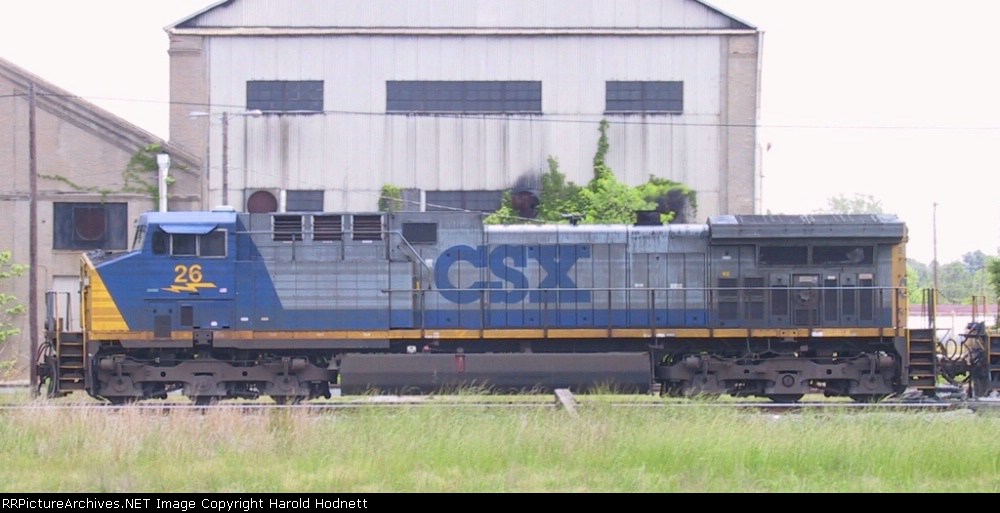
[[1, 0, 998, 265]]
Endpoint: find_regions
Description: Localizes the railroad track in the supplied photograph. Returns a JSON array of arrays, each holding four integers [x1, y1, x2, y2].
[[2, 383, 998, 412], [0, 398, 987, 413]]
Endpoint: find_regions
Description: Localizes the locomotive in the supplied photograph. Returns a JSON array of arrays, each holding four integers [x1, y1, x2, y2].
[[37, 208, 949, 404]]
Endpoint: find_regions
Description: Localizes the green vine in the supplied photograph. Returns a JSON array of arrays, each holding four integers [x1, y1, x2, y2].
[[40, 143, 178, 203], [38, 174, 114, 198], [378, 184, 404, 212]]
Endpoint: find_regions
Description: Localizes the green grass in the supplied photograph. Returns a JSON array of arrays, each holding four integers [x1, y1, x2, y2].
[[2, 402, 1000, 492]]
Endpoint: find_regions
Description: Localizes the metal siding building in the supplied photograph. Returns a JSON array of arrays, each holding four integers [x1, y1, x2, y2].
[[168, 0, 761, 216]]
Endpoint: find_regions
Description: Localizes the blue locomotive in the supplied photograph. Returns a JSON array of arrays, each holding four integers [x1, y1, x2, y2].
[[38, 208, 919, 404]]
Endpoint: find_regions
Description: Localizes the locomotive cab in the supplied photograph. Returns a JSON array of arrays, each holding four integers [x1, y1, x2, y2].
[[116, 210, 239, 340]]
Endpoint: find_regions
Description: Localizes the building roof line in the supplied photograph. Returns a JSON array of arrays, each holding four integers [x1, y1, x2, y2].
[[0, 56, 199, 169], [168, 27, 758, 37], [167, 0, 756, 32]]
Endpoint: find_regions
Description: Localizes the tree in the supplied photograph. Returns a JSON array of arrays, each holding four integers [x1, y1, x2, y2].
[[988, 257, 1000, 299], [0, 251, 26, 356], [814, 193, 884, 215], [483, 191, 524, 225], [378, 184, 404, 212], [636, 176, 696, 224], [907, 259, 932, 304], [937, 261, 974, 304], [487, 119, 696, 225], [536, 156, 583, 222], [962, 250, 988, 274]]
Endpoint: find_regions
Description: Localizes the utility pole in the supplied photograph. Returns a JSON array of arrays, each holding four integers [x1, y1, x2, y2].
[[221, 111, 229, 206], [932, 202, 939, 296], [28, 83, 38, 396]]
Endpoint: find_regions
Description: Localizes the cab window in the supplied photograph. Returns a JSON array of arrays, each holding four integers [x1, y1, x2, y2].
[[201, 231, 227, 257], [172, 234, 197, 256]]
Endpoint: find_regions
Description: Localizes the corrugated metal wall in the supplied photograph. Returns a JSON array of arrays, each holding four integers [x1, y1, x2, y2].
[[173, 0, 759, 216], [204, 34, 740, 213]]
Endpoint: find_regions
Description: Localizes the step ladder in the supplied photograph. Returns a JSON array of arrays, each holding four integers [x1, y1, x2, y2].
[[908, 328, 937, 395], [986, 330, 1000, 392], [42, 291, 86, 397], [54, 331, 86, 394]]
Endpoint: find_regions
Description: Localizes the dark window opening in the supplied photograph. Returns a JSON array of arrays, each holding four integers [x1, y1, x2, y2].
[[771, 286, 789, 317], [606, 81, 683, 114], [387, 81, 542, 114], [53, 202, 128, 250], [153, 314, 172, 339], [274, 215, 303, 242], [132, 225, 146, 251], [426, 190, 504, 213], [760, 246, 808, 266], [402, 223, 438, 244], [744, 277, 765, 321], [842, 285, 857, 318], [718, 277, 738, 321], [152, 230, 168, 255], [180, 306, 194, 327], [353, 215, 383, 241], [286, 190, 324, 212], [167, 231, 227, 257], [313, 215, 343, 242], [859, 276, 874, 321], [172, 234, 197, 256], [247, 80, 323, 112], [200, 231, 227, 257], [247, 190, 278, 214], [74, 207, 106, 241], [823, 277, 839, 322], [813, 246, 873, 265]]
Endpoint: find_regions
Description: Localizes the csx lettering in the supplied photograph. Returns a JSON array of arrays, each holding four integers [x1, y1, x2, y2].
[[434, 244, 591, 304]]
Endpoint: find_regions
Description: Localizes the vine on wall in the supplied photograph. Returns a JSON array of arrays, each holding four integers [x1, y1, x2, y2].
[[40, 143, 179, 203]]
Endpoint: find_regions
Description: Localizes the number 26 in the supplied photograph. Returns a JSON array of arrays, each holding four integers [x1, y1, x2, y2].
[[174, 264, 204, 284]]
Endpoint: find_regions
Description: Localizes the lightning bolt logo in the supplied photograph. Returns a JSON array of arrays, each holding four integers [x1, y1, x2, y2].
[[162, 282, 218, 294]]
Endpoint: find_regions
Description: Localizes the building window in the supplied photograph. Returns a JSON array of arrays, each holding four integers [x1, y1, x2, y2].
[[605, 81, 683, 114], [426, 190, 504, 213], [53, 203, 128, 250], [387, 81, 542, 114], [246, 190, 278, 213], [286, 190, 324, 212], [247, 80, 324, 112]]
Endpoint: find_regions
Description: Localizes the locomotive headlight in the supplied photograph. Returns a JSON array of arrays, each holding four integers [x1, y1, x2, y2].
[[407, 345, 417, 354]]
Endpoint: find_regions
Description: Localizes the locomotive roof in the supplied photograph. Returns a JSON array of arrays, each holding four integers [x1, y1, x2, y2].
[[708, 214, 906, 240], [140, 210, 239, 233]]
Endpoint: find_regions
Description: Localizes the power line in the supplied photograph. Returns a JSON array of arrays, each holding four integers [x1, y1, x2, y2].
[[14, 92, 1000, 132]]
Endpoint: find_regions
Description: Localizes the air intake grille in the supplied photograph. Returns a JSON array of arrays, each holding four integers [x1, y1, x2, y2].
[[273, 215, 303, 242], [353, 215, 383, 241], [313, 215, 343, 242]]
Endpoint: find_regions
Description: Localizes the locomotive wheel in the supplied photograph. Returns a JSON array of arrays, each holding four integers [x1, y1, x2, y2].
[[766, 394, 804, 404], [271, 395, 304, 405]]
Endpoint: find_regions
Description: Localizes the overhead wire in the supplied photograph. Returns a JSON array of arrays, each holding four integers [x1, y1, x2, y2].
[[6, 92, 1000, 132]]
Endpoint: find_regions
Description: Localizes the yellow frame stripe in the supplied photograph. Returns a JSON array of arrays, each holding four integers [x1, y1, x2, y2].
[[91, 326, 895, 341]]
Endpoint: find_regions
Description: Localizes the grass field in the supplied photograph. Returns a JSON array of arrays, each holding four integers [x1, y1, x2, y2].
[[1, 397, 1000, 492]]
